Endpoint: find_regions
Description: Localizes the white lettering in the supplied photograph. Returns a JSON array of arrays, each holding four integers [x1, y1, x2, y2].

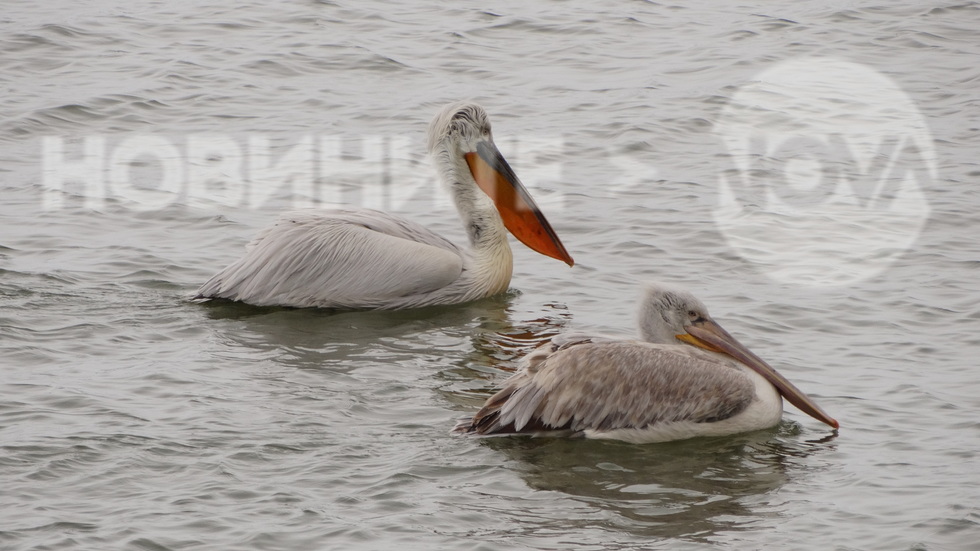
[[109, 135, 182, 211], [186, 134, 244, 210], [41, 136, 106, 210], [248, 135, 315, 209]]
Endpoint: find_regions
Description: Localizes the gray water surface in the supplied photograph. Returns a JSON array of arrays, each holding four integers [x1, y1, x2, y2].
[[2, 1, 979, 549]]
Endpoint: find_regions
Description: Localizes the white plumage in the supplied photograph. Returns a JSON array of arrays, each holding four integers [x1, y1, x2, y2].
[[196, 101, 572, 309]]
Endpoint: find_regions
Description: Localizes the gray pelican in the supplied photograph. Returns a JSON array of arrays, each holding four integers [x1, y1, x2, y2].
[[453, 283, 839, 443], [195, 101, 573, 309]]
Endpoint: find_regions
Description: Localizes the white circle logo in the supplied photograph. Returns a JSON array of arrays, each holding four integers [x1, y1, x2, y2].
[[714, 57, 934, 286]]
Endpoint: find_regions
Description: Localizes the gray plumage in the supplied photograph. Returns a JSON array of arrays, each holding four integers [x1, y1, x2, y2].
[[477, 342, 753, 432], [453, 283, 785, 442]]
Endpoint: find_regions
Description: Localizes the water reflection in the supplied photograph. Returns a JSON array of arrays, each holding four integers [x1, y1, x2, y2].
[[434, 301, 573, 411], [193, 293, 572, 376], [477, 426, 836, 542], [457, 301, 573, 374]]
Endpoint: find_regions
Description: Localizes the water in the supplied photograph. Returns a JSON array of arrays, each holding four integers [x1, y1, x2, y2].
[[2, 1, 979, 549]]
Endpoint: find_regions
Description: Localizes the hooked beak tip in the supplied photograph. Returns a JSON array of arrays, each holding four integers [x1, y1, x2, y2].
[[681, 322, 839, 430]]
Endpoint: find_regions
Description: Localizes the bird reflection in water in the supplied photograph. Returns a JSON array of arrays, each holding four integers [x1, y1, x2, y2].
[[471, 427, 837, 543]]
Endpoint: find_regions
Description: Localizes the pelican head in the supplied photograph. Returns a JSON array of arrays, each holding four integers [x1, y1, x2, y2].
[[427, 101, 493, 157], [639, 282, 839, 429], [426, 101, 574, 266], [638, 282, 711, 344]]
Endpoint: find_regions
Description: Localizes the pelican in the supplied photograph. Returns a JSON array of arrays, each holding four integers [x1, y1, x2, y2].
[[453, 282, 839, 443], [195, 101, 573, 309]]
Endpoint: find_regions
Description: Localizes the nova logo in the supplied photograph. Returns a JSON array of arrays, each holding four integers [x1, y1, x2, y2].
[[714, 58, 934, 286]]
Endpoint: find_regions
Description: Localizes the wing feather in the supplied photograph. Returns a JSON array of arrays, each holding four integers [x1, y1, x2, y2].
[[196, 209, 464, 308], [457, 341, 756, 435]]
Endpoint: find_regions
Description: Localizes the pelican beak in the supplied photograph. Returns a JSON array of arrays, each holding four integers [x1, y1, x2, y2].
[[677, 318, 839, 429], [464, 141, 574, 266]]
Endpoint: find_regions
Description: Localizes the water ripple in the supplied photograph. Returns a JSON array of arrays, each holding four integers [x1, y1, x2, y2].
[[1, 1, 978, 550]]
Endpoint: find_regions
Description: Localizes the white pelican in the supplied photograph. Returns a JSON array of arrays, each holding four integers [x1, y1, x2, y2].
[[453, 283, 839, 443], [195, 101, 573, 309]]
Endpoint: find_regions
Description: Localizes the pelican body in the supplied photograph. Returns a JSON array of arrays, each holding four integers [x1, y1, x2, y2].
[[195, 102, 573, 310], [453, 283, 839, 443]]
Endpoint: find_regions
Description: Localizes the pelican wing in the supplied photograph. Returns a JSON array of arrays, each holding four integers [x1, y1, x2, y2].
[[459, 341, 755, 435], [519, 332, 624, 374], [196, 210, 465, 308]]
